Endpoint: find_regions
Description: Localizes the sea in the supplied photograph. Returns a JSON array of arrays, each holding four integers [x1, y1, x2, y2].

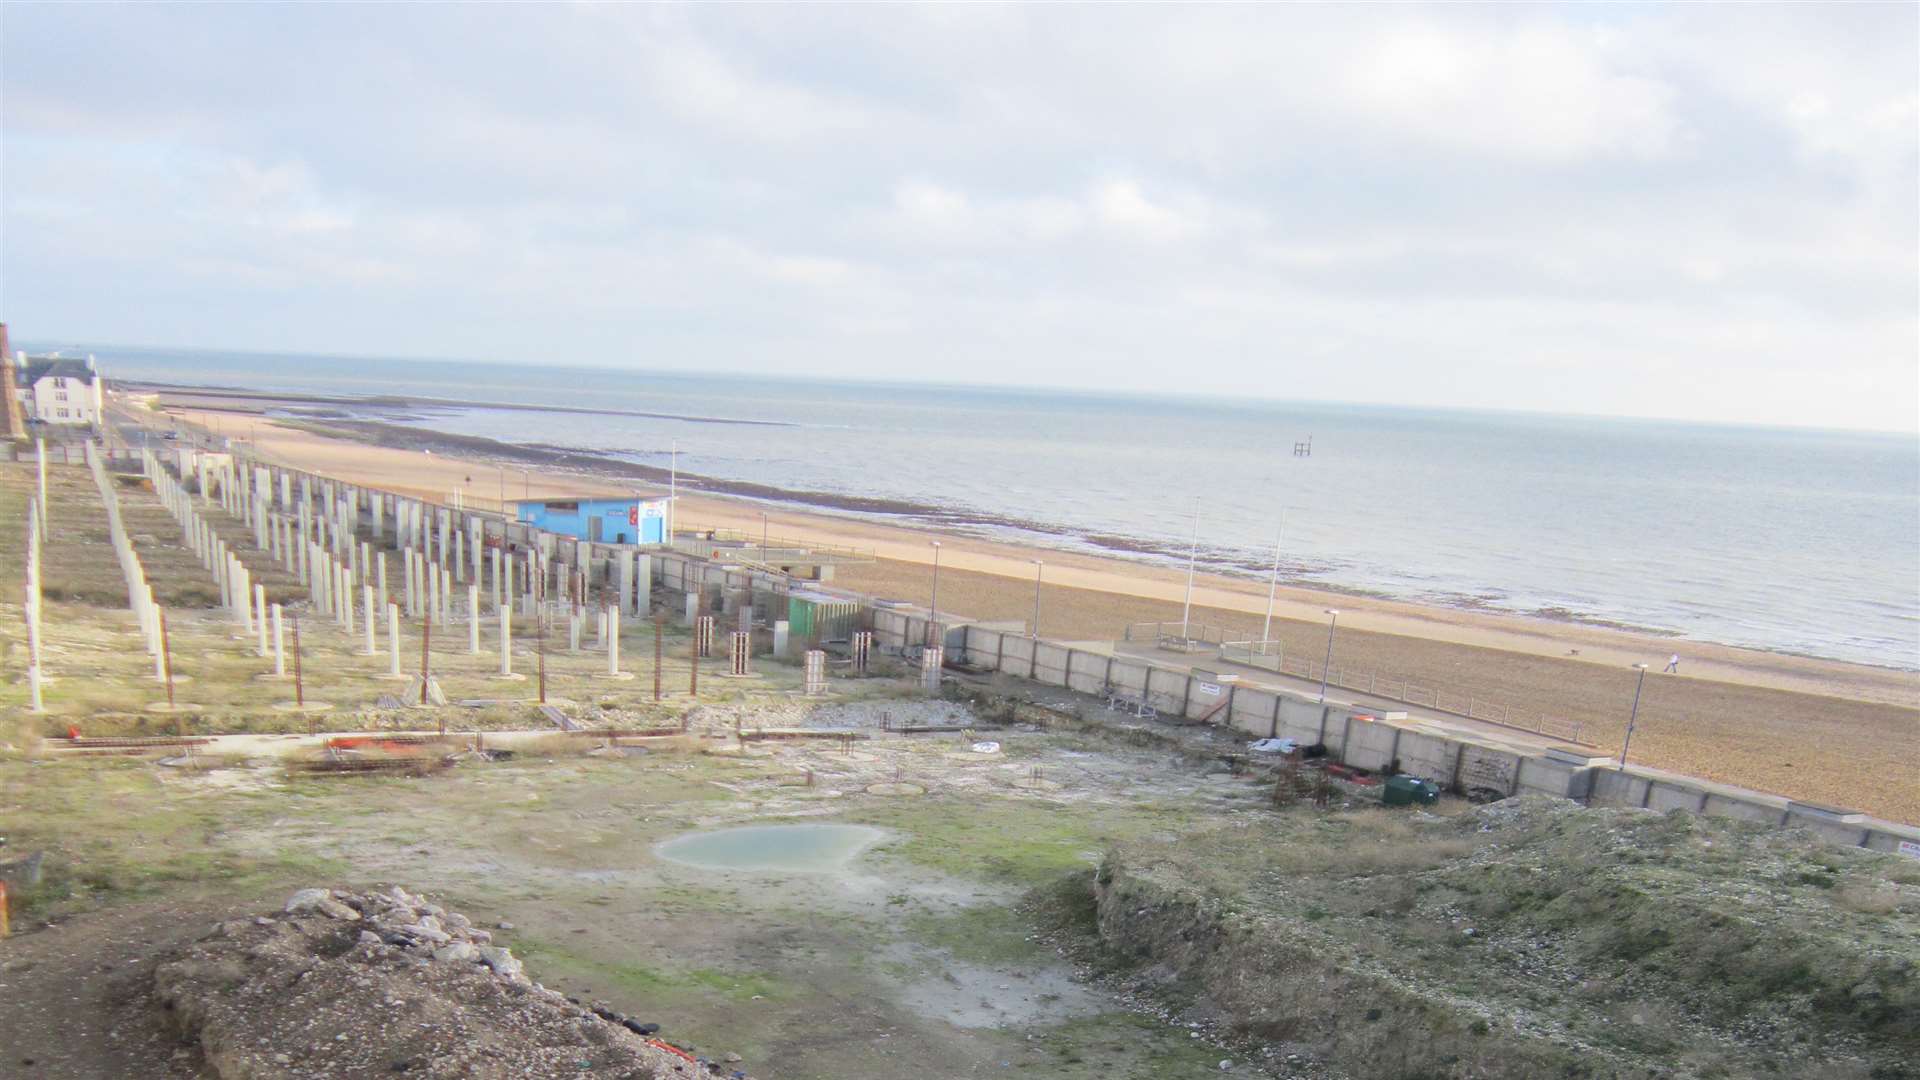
[[46, 343, 1920, 671]]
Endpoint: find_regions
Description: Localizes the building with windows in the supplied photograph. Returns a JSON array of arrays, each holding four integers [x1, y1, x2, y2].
[[515, 494, 670, 545], [15, 354, 104, 427]]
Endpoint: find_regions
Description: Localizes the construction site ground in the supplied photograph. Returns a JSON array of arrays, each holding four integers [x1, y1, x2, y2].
[[4, 459, 1916, 1080]]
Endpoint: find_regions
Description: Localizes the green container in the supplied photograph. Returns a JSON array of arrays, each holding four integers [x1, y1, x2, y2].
[[787, 593, 859, 641], [1383, 774, 1441, 807]]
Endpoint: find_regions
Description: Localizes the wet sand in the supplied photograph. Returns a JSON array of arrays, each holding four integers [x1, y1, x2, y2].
[[133, 398, 1920, 823]]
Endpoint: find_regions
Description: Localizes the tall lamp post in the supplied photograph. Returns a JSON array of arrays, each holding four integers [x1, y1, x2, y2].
[[1317, 608, 1340, 703], [1030, 559, 1044, 638], [1179, 498, 1200, 643], [1260, 510, 1287, 654], [928, 541, 942, 647], [1620, 662, 1649, 768]]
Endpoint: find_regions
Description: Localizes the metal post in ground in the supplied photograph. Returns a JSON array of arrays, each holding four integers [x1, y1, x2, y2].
[[1317, 608, 1339, 704], [1620, 663, 1649, 768], [1031, 559, 1044, 638], [420, 620, 432, 706], [160, 610, 176, 710], [291, 613, 304, 710], [1180, 498, 1200, 642], [927, 541, 941, 647], [1261, 513, 1285, 653]]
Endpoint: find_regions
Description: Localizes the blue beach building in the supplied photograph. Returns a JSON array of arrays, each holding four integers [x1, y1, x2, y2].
[[516, 494, 670, 545]]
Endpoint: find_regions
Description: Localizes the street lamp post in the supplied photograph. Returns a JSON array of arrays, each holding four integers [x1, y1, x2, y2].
[[1030, 559, 1044, 638], [1620, 663, 1649, 768], [928, 541, 942, 647], [1260, 510, 1286, 654], [1317, 608, 1340, 703], [1179, 498, 1200, 643]]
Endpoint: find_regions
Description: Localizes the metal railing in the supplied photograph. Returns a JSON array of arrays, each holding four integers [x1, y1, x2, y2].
[[1123, 621, 1233, 650], [1220, 640, 1585, 745], [674, 526, 873, 564]]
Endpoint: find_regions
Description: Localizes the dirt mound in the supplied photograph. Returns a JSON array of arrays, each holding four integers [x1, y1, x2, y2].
[[154, 886, 760, 1079], [1080, 798, 1920, 1080]]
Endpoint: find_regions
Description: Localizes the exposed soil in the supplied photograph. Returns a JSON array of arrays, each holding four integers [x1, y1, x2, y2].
[[154, 885, 734, 1079]]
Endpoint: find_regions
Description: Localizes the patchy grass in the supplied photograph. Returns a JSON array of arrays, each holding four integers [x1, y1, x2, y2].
[[512, 934, 786, 1004], [1086, 798, 1920, 1080]]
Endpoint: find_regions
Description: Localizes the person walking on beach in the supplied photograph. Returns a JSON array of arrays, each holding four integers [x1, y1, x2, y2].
[[1664, 654, 1680, 673]]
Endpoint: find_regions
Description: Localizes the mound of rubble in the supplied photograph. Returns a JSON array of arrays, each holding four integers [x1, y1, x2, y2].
[[154, 886, 760, 1080]]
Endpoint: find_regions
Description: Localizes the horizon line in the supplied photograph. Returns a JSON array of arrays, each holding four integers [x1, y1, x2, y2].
[[14, 333, 1919, 440]]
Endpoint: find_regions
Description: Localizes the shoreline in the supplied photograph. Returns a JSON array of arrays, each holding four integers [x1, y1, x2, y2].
[[127, 394, 1920, 821], [186, 392, 1912, 679], [137, 392, 1918, 709], [154, 387, 1829, 648]]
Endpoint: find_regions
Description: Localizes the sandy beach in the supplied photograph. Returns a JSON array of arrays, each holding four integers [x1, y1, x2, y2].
[[134, 397, 1920, 822]]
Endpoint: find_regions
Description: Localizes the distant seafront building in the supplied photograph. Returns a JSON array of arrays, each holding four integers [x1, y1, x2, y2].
[[0, 323, 25, 440], [12, 349, 105, 427], [516, 494, 671, 545]]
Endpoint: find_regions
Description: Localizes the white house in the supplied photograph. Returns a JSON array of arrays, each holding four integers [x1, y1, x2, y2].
[[16, 353, 104, 426]]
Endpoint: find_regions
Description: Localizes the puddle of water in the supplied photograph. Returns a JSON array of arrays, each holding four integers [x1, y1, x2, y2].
[[654, 822, 886, 872]]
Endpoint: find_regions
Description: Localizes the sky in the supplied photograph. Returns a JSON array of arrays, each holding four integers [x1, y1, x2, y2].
[[2, 4, 1916, 432]]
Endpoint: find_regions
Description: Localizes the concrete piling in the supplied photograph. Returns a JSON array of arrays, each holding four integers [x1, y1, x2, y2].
[[387, 604, 403, 679], [256, 584, 270, 657], [361, 585, 378, 656], [805, 650, 826, 696]]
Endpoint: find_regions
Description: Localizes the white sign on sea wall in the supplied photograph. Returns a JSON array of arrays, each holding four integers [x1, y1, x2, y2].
[[1899, 840, 1920, 860]]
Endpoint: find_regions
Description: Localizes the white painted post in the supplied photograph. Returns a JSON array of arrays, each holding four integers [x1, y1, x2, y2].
[[36, 437, 49, 531], [256, 584, 270, 657], [387, 603, 403, 677], [272, 604, 286, 676], [362, 584, 378, 655], [377, 553, 388, 612], [607, 605, 621, 676], [618, 550, 635, 617], [237, 563, 254, 634], [403, 549, 416, 617], [468, 584, 481, 654], [498, 607, 513, 677], [493, 548, 504, 610], [470, 518, 483, 589]]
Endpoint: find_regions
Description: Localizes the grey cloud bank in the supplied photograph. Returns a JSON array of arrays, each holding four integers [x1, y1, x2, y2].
[[2, 4, 1914, 431]]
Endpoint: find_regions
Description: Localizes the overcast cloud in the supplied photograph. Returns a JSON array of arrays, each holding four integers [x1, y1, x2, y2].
[[2, 4, 1914, 430]]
